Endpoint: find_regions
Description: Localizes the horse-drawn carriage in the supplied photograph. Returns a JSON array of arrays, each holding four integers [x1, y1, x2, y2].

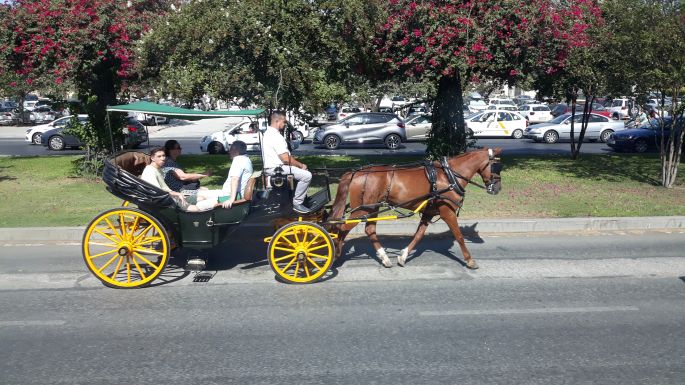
[[83, 101, 503, 288]]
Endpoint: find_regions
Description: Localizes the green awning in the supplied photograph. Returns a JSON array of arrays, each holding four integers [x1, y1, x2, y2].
[[107, 101, 265, 119]]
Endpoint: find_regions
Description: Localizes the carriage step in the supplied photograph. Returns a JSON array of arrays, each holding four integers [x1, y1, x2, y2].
[[185, 258, 206, 271]]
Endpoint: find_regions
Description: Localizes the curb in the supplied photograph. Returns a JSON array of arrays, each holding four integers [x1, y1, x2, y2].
[[1, 216, 684, 243]]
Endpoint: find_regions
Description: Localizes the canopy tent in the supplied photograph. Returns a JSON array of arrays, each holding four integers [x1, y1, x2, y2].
[[106, 101, 265, 119]]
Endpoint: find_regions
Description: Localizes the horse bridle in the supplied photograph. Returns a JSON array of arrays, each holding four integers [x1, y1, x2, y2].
[[441, 149, 502, 194]]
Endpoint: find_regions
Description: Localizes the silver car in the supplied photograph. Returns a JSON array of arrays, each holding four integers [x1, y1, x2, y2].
[[404, 114, 431, 141], [313, 112, 406, 150], [524, 113, 626, 143]]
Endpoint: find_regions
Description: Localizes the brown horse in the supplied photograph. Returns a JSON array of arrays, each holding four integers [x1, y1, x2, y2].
[[329, 147, 503, 269]]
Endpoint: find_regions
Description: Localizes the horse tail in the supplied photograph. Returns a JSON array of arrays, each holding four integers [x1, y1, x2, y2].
[[330, 171, 354, 222]]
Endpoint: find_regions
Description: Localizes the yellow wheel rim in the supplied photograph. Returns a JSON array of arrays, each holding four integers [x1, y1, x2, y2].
[[83, 208, 168, 288], [268, 222, 334, 284]]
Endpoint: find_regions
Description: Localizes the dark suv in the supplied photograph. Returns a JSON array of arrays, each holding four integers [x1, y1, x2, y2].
[[313, 112, 406, 150]]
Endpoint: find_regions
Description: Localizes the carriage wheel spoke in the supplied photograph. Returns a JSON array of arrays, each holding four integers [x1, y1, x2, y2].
[[131, 256, 147, 280], [303, 259, 311, 277], [128, 216, 141, 241], [133, 252, 159, 270], [110, 256, 124, 279], [104, 218, 123, 241], [126, 262, 131, 282], [273, 246, 297, 253], [307, 258, 323, 271], [306, 243, 329, 252], [293, 261, 300, 278], [305, 233, 321, 248], [279, 256, 297, 273], [301, 227, 309, 246], [280, 233, 298, 248], [119, 213, 127, 239], [274, 252, 297, 262], [88, 242, 119, 247], [88, 249, 118, 260], [308, 252, 330, 259], [132, 247, 164, 256], [132, 224, 154, 244], [136, 237, 163, 246], [94, 228, 121, 244], [97, 254, 120, 273], [292, 228, 300, 244]]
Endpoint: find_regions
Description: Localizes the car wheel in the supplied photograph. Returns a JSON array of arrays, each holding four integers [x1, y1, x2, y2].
[[48, 135, 66, 151], [384, 134, 401, 150], [511, 129, 524, 139], [466, 128, 474, 138], [323, 134, 340, 150], [600, 129, 614, 143], [543, 130, 559, 144], [208, 141, 225, 154], [634, 139, 648, 153], [293, 131, 304, 142], [32, 132, 42, 145]]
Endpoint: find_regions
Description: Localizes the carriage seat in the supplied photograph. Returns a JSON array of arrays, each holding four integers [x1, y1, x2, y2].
[[228, 170, 261, 206], [113, 151, 150, 177]]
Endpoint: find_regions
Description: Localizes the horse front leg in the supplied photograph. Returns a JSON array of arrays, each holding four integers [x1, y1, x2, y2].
[[398, 213, 434, 267], [438, 205, 478, 269], [365, 221, 392, 268]]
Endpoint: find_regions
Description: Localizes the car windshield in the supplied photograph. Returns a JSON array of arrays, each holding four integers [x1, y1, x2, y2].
[[549, 114, 570, 124], [611, 100, 623, 107]]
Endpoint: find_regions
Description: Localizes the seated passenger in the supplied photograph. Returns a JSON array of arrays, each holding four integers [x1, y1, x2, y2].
[[162, 139, 211, 193], [195, 141, 253, 211], [141, 147, 199, 212]]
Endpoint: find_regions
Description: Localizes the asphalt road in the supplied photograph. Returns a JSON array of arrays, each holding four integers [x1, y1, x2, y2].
[[1, 123, 616, 156], [1, 231, 684, 384]]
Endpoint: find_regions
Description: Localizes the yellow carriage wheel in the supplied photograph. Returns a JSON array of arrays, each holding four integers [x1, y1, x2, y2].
[[268, 222, 335, 284], [82, 208, 169, 288]]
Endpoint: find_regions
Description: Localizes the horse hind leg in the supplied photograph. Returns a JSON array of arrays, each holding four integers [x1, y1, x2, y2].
[[365, 221, 392, 268], [439, 205, 478, 269]]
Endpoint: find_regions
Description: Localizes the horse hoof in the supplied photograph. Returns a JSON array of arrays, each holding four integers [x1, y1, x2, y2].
[[397, 248, 408, 267], [467, 260, 479, 269], [381, 259, 393, 268]]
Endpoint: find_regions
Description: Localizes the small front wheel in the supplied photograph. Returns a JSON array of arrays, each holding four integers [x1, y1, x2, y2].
[[267, 222, 334, 284], [543, 130, 559, 144]]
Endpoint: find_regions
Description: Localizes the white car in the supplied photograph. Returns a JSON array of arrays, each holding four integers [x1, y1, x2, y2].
[[134, 112, 168, 125], [468, 99, 488, 113], [524, 113, 626, 143], [200, 120, 261, 154], [25, 115, 85, 145], [487, 98, 517, 107], [465, 111, 528, 139], [200, 120, 305, 154], [517, 103, 553, 123], [404, 114, 432, 141], [338, 106, 362, 120], [486, 104, 518, 112], [607, 98, 636, 120]]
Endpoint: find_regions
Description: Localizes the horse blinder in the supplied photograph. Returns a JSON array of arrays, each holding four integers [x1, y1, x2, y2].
[[486, 160, 502, 195]]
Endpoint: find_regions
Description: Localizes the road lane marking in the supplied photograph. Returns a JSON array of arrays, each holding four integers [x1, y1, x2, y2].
[[419, 306, 639, 317], [0, 320, 66, 327]]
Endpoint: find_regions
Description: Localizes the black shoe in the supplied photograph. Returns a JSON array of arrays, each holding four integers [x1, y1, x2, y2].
[[293, 204, 311, 214]]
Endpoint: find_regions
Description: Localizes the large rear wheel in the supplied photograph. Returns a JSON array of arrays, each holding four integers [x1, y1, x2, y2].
[[267, 222, 334, 284], [83, 208, 169, 288]]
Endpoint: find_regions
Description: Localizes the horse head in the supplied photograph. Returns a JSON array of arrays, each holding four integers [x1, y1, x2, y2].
[[478, 147, 503, 195]]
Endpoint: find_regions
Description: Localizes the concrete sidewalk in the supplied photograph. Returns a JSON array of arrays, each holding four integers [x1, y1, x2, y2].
[[1, 216, 684, 243]]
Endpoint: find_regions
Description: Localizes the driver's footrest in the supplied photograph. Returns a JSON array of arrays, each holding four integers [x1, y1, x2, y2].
[[185, 258, 206, 271], [305, 189, 330, 213]]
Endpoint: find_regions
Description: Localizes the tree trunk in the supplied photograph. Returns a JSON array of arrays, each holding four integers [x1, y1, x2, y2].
[[426, 74, 467, 159], [661, 85, 684, 188]]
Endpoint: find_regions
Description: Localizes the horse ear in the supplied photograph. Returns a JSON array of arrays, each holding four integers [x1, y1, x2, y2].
[[493, 147, 503, 156]]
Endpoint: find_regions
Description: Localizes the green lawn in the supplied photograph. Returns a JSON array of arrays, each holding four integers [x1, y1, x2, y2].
[[0, 153, 683, 227]]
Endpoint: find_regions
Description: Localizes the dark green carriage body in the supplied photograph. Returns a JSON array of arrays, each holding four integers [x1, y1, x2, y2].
[[102, 153, 331, 250]]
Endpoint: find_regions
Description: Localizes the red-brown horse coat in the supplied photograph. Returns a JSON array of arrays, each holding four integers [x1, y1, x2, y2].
[[329, 148, 502, 269]]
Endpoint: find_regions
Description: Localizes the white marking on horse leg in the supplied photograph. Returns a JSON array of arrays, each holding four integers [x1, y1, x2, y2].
[[376, 247, 392, 268], [397, 247, 409, 267]]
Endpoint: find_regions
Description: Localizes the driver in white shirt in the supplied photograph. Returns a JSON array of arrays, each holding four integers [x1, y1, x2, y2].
[[261, 111, 312, 213]]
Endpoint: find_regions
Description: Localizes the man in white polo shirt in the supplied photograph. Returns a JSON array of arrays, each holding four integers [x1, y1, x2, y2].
[[262, 111, 312, 213]]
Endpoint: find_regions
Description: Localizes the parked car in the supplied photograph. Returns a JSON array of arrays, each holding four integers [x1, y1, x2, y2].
[[487, 98, 517, 107], [30, 105, 57, 124], [404, 114, 432, 141], [486, 104, 518, 112], [200, 120, 261, 154], [39, 115, 148, 150], [407, 106, 428, 116], [524, 113, 625, 144], [390, 96, 408, 107], [517, 103, 553, 123], [464, 110, 528, 139], [606, 117, 683, 153], [313, 112, 406, 150], [0, 107, 19, 125], [513, 95, 534, 106], [134, 112, 168, 125], [467, 99, 488, 113], [551, 102, 611, 118], [25, 116, 75, 145], [338, 106, 362, 120], [607, 98, 637, 120]]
